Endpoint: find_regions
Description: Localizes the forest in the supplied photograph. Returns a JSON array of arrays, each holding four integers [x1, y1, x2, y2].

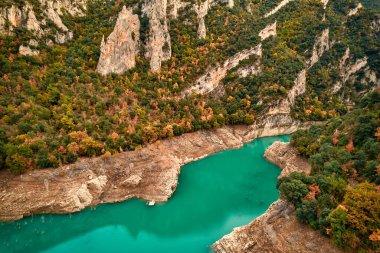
[[281, 91, 380, 252]]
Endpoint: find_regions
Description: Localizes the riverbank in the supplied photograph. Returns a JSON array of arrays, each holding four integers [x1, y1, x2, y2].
[[212, 142, 343, 253], [0, 115, 310, 222]]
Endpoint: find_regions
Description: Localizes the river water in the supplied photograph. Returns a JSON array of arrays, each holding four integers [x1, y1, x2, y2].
[[0, 135, 290, 253]]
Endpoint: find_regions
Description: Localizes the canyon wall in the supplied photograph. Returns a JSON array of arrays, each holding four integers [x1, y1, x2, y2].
[[97, 6, 140, 75]]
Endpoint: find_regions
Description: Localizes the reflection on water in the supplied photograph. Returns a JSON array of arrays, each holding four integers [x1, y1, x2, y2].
[[0, 135, 290, 253]]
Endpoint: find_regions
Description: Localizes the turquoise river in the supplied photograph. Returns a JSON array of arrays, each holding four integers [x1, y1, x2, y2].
[[0, 135, 290, 253]]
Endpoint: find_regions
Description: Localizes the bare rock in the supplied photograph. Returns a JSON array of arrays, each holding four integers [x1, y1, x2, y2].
[[184, 44, 262, 95], [263, 141, 311, 178], [0, 118, 310, 221], [19, 45, 40, 56], [97, 6, 140, 75], [143, 0, 171, 72], [259, 22, 277, 41], [213, 142, 341, 253]]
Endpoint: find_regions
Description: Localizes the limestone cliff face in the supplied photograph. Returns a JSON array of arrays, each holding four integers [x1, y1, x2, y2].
[[0, 0, 86, 45], [264, 0, 294, 18], [195, 0, 214, 39], [97, 6, 140, 76], [259, 22, 277, 41], [184, 44, 263, 96], [332, 47, 369, 93], [268, 28, 330, 115], [212, 142, 342, 253], [142, 0, 172, 72], [184, 21, 277, 96], [306, 28, 330, 69]]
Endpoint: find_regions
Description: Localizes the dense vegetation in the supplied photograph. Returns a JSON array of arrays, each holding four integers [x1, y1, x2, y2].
[[279, 91, 380, 252], [0, 0, 379, 174]]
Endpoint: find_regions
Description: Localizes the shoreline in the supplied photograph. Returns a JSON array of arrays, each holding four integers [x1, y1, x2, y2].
[[212, 142, 343, 253], [0, 115, 311, 222]]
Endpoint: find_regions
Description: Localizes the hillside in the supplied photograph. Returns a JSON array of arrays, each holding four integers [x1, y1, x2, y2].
[[0, 0, 379, 174]]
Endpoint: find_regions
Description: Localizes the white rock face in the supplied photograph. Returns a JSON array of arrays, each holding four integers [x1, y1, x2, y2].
[[0, 0, 87, 44], [264, 0, 294, 18], [348, 3, 363, 16], [288, 69, 307, 106], [306, 28, 329, 69], [236, 64, 262, 78], [143, 0, 172, 72], [198, 18, 207, 39], [195, 0, 214, 39], [259, 22, 277, 41], [19, 45, 40, 56], [332, 48, 368, 93], [268, 29, 331, 115], [168, 0, 189, 19], [184, 44, 262, 95], [97, 6, 140, 76]]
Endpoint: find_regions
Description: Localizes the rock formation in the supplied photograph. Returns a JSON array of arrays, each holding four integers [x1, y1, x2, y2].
[[332, 47, 369, 93], [348, 3, 363, 16], [321, 0, 329, 9], [264, 0, 294, 18], [19, 45, 40, 56], [212, 142, 342, 253], [0, 119, 311, 222], [306, 28, 330, 69], [0, 0, 86, 44], [168, 0, 189, 19], [259, 22, 277, 41], [268, 28, 330, 115], [184, 44, 262, 95], [142, 0, 172, 72], [96, 6, 140, 76], [195, 0, 214, 39]]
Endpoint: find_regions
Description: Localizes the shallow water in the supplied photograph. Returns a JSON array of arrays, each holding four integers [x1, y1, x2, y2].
[[0, 135, 290, 253]]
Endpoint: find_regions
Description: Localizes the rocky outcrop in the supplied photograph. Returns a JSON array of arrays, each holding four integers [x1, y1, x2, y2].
[[195, 0, 214, 39], [212, 142, 342, 253], [185, 19, 278, 96], [0, 118, 311, 222], [19, 45, 40, 56], [264, 141, 311, 178], [348, 3, 363, 17], [96, 6, 140, 76], [321, 0, 329, 9], [332, 47, 368, 93], [259, 22, 277, 41], [184, 44, 262, 95], [142, 0, 171, 72], [264, 0, 294, 18], [306, 28, 330, 69], [168, 0, 189, 19], [0, 0, 86, 44], [268, 28, 330, 115], [212, 199, 342, 253]]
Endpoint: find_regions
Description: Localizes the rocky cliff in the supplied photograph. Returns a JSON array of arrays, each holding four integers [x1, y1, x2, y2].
[[0, 0, 86, 46], [0, 119, 310, 222], [96, 6, 140, 75], [212, 142, 342, 253], [142, 0, 172, 72]]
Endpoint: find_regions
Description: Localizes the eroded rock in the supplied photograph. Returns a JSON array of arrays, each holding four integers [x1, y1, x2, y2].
[[143, 0, 171, 72], [97, 6, 140, 75]]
